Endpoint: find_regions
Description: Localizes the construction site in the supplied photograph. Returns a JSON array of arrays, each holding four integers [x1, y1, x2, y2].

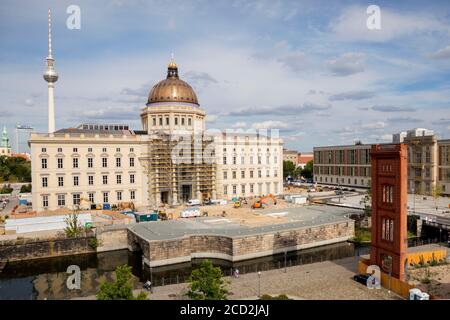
[[143, 132, 217, 207]]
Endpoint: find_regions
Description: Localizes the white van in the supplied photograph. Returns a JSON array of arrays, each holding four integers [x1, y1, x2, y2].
[[187, 199, 201, 206], [180, 207, 201, 218]]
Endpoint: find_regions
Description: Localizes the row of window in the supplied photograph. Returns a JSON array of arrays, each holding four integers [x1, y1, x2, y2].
[[313, 166, 371, 177], [314, 149, 371, 165], [151, 116, 192, 127], [42, 147, 134, 153], [224, 147, 277, 153], [41, 190, 136, 208], [315, 176, 370, 186], [41, 157, 135, 169], [223, 182, 279, 195], [42, 174, 135, 187], [223, 155, 278, 165], [223, 169, 278, 179]]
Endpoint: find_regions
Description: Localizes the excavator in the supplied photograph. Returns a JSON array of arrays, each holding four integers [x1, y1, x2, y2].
[[157, 210, 173, 221], [251, 194, 277, 209]]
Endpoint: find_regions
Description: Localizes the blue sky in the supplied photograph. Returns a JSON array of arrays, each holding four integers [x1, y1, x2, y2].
[[1, 0, 450, 152]]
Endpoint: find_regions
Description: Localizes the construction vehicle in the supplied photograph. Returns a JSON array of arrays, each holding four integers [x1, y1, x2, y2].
[[251, 200, 264, 209], [251, 194, 277, 209], [157, 210, 173, 221]]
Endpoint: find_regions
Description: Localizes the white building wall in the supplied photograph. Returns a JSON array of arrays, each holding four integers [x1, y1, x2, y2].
[[30, 132, 147, 212], [214, 133, 283, 200]]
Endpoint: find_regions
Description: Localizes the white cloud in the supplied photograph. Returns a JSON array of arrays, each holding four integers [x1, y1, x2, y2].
[[329, 90, 374, 101], [232, 121, 247, 128], [361, 121, 385, 129], [429, 45, 450, 59], [24, 98, 34, 107], [330, 5, 448, 42], [251, 120, 288, 130], [326, 53, 365, 76], [205, 114, 219, 123]]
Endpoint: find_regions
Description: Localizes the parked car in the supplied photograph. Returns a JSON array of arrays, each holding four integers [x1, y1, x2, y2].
[[353, 274, 370, 285], [335, 190, 344, 195]]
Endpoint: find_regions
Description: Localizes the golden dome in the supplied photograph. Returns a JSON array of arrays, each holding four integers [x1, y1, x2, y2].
[[147, 59, 199, 106]]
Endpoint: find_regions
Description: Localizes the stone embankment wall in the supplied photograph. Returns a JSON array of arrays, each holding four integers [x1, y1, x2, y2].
[[96, 225, 129, 252], [129, 220, 355, 267], [0, 236, 96, 262]]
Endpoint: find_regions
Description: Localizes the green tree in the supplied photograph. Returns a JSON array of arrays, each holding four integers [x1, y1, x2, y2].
[[20, 184, 32, 193], [64, 213, 85, 238], [359, 182, 372, 217], [432, 185, 443, 210], [186, 259, 228, 300], [97, 265, 147, 300], [283, 160, 296, 179], [0, 183, 13, 194], [0, 156, 31, 182], [301, 160, 313, 179]]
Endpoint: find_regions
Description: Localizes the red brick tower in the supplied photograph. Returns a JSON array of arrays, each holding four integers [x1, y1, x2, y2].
[[370, 144, 408, 280]]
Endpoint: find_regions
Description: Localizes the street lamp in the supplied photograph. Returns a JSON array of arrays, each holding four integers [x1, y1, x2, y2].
[[150, 266, 153, 293], [257, 271, 261, 297], [284, 250, 287, 273]]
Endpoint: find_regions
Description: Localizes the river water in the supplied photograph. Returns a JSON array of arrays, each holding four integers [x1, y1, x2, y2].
[[0, 242, 368, 300]]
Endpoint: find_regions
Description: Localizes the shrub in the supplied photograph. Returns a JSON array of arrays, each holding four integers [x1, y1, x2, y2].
[[89, 238, 99, 249]]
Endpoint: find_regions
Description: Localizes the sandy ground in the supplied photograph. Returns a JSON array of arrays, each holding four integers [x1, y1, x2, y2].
[[0, 185, 345, 238], [75, 256, 400, 300], [409, 263, 450, 299]]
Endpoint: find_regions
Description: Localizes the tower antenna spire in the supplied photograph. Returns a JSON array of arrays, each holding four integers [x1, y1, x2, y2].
[[48, 8, 52, 58]]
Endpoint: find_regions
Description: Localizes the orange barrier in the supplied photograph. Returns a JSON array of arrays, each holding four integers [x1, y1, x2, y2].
[[358, 259, 413, 299], [407, 249, 447, 266]]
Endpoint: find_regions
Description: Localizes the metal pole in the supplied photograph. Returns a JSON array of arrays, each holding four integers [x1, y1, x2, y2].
[[150, 267, 153, 293], [388, 270, 391, 294], [258, 271, 261, 298], [284, 250, 287, 273]]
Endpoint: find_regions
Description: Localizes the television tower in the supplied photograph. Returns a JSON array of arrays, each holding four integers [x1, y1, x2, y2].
[[43, 8, 58, 133]]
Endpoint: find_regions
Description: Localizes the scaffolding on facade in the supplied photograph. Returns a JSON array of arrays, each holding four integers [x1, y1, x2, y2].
[[144, 132, 216, 205]]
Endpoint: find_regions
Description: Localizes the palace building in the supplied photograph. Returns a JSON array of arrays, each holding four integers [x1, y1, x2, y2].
[[29, 11, 283, 212]]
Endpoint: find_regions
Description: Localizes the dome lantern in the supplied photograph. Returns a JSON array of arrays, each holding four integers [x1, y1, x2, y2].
[[147, 57, 199, 106]]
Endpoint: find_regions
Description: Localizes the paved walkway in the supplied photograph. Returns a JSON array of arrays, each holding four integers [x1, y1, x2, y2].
[[142, 256, 400, 300]]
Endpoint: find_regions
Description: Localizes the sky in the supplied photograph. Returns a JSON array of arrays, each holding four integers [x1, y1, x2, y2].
[[1, 0, 450, 152]]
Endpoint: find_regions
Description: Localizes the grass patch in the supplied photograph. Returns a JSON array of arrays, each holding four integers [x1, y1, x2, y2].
[[351, 227, 371, 243]]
